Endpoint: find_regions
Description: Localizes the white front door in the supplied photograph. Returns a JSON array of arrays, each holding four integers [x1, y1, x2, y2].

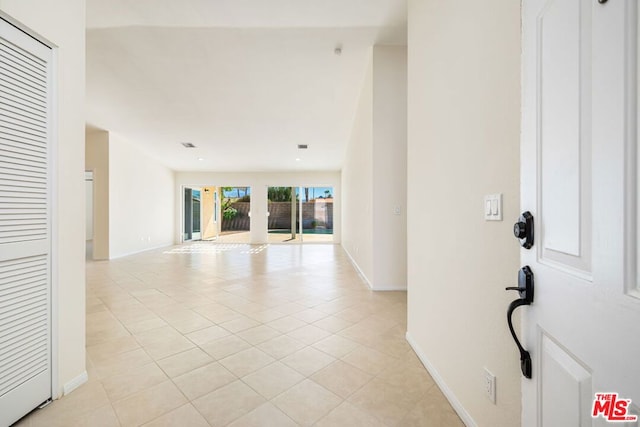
[[521, 0, 640, 425], [0, 17, 53, 426]]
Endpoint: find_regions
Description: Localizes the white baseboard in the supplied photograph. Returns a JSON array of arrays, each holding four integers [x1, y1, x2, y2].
[[372, 284, 407, 291], [406, 332, 477, 427], [341, 246, 406, 291], [109, 242, 174, 259], [341, 246, 373, 289], [63, 371, 88, 396]]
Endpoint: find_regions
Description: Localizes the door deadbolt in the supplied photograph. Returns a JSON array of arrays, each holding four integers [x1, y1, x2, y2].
[[514, 211, 534, 249]]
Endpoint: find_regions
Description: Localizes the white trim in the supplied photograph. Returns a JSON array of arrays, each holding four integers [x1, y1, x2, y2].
[[406, 331, 477, 427], [0, 11, 56, 49], [625, 0, 639, 297], [109, 243, 175, 260], [371, 284, 407, 291], [62, 371, 88, 396], [49, 42, 60, 400], [341, 245, 405, 291], [269, 241, 338, 246], [342, 245, 373, 289]]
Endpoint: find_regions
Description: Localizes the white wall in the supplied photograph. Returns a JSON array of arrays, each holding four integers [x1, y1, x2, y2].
[[342, 46, 407, 290], [109, 133, 175, 258], [0, 0, 87, 397], [342, 51, 374, 284], [175, 171, 341, 245], [85, 130, 109, 260], [406, 1, 521, 427], [372, 46, 407, 290]]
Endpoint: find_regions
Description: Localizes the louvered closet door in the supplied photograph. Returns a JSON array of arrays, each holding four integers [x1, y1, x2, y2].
[[0, 17, 53, 427]]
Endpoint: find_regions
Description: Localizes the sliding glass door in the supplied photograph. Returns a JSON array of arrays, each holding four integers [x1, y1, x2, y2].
[[183, 187, 201, 241], [266, 187, 300, 242], [267, 186, 333, 243]]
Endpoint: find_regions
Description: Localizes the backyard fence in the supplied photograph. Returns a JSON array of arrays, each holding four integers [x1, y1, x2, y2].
[[221, 201, 334, 232]]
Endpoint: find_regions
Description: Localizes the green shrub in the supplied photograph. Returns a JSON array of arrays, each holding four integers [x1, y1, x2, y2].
[[268, 187, 292, 202], [223, 207, 238, 220]]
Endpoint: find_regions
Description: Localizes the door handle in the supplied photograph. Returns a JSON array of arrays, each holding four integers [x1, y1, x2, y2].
[[506, 266, 534, 379]]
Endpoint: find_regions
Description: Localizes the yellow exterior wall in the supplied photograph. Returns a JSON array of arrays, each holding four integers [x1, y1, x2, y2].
[[202, 186, 219, 239]]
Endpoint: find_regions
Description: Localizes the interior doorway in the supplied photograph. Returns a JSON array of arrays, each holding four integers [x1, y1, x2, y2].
[[85, 171, 94, 259], [267, 186, 333, 244]]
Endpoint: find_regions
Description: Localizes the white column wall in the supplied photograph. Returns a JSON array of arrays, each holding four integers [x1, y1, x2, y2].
[[406, 1, 522, 426], [372, 45, 407, 290], [341, 51, 374, 285], [342, 45, 408, 290]]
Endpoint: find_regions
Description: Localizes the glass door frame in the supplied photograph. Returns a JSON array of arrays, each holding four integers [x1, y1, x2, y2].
[[266, 185, 334, 244], [182, 185, 203, 242]]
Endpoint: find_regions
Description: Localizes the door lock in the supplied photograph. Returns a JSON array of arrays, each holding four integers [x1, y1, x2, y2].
[[506, 266, 534, 379], [514, 211, 534, 249]]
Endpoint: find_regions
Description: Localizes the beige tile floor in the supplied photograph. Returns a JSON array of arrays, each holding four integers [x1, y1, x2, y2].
[[15, 243, 463, 427]]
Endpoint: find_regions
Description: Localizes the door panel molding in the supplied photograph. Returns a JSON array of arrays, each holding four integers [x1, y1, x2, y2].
[[536, 0, 593, 277], [538, 330, 592, 427]]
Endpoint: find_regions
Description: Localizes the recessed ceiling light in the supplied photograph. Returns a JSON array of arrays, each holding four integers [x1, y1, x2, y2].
[[295, 158, 301, 162], [198, 158, 204, 161], [181, 142, 196, 148]]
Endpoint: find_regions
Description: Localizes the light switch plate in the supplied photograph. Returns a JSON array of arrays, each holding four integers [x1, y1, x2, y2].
[[484, 194, 502, 221]]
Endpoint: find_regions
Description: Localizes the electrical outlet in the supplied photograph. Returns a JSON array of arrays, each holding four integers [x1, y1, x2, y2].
[[484, 368, 496, 404]]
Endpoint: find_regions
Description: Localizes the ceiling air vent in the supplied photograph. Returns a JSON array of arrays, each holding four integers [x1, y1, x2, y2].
[[181, 142, 196, 148], [297, 144, 308, 149]]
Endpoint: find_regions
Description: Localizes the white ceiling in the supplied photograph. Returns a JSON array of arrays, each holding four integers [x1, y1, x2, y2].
[[86, 0, 407, 172]]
